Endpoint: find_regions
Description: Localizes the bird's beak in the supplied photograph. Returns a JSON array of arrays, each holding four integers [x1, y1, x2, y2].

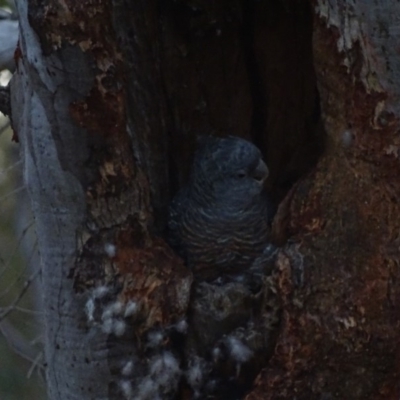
[[253, 159, 269, 183]]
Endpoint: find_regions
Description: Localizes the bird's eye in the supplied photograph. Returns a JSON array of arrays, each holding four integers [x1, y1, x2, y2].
[[252, 173, 263, 182], [236, 171, 246, 178]]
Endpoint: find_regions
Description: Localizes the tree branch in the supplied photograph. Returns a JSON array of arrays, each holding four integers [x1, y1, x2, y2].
[[0, 320, 44, 371]]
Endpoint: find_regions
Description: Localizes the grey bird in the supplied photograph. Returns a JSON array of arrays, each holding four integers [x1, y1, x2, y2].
[[168, 136, 272, 276]]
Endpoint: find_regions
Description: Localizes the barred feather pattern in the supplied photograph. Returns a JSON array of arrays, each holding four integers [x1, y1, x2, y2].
[[168, 136, 272, 274]]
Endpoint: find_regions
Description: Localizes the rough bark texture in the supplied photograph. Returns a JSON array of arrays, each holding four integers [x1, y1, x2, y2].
[[247, 1, 400, 399], [10, 0, 400, 399], [12, 1, 191, 399]]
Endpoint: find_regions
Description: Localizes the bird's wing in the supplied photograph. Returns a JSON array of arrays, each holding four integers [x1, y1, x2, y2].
[[167, 187, 188, 251]]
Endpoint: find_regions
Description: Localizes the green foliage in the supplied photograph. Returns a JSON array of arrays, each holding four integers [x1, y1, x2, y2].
[[0, 115, 46, 400], [0, 1, 14, 11]]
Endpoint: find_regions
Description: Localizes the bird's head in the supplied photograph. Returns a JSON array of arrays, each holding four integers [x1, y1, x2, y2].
[[190, 136, 269, 206]]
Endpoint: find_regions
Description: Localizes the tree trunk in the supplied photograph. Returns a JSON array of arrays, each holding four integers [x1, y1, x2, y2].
[[248, 1, 400, 399], [12, 1, 191, 399], [10, 0, 400, 399]]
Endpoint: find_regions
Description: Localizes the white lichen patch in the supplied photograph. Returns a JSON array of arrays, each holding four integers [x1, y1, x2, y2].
[[226, 336, 253, 364], [149, 351, 181, 388], [185, 356, 207, 397], [92, 285, 109, 299], [212, 346, 222, 363], [146, 330, 165, 348], [120, 379, 133, 399], [102, 301, 124, 320], [136, 377, 160, 400], [341, 130, 353, 147], [85, 298, 95, 323], [173, 319, 188, 334], [124, 300, 139, 318], [121, 360, 134, 376], [101, 318, 114, 334], [113, 319, 127, 337], [94, 297, 138, 337], [104, 242, 116, 258]]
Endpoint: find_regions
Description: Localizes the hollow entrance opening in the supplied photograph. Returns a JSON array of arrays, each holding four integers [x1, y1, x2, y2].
[[165, 0, 323, 211], [246, 0, 323, 204]]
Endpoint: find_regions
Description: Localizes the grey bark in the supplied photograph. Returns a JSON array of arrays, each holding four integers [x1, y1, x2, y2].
[[11, 1, 190, 399], [11, 2, 109, 399]]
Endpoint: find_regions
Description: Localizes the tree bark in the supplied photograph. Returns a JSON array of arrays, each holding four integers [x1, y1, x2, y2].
[[10, 0, 400, 399], [248, 1, 400, 399], [12, 1, 191, 399]]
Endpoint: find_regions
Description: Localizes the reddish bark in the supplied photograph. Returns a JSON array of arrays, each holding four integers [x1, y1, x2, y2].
[[246, 2, 400, 399]]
